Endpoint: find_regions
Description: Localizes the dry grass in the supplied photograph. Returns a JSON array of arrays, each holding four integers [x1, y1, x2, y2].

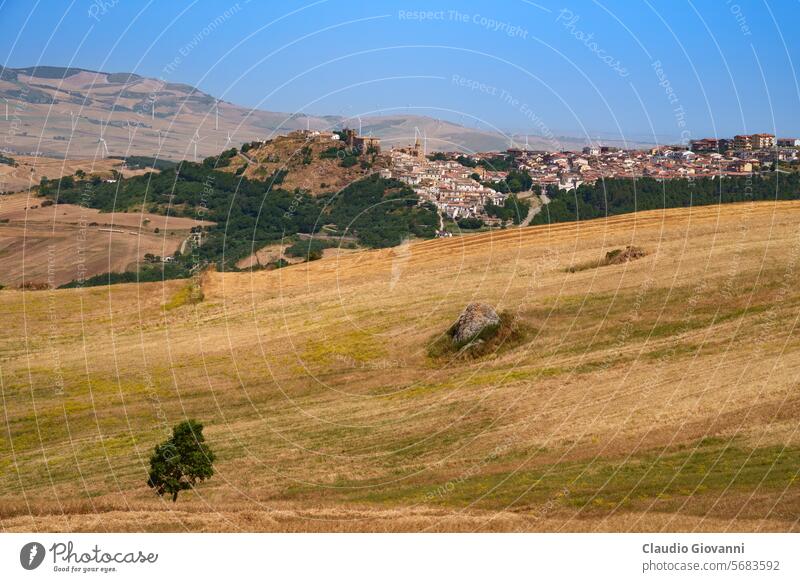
[[0, 192, 212, 286], [2, 200, 800, 532], [0, 156, 149, 194], [229, 133, 384, 196], [426, 311, 533, 360]]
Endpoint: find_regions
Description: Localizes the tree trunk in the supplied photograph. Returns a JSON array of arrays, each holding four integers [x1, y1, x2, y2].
[[172, 491, 178, 502]]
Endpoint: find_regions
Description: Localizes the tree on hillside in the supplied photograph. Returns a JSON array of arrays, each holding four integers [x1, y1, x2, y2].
[[505, 169, 533, 193], [147, 420, 215, 502], [457, 217, 484, 229]]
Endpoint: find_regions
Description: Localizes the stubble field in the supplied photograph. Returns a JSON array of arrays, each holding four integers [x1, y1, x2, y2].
[[0, 192, 213, 287], [1, 200, 799, 532]]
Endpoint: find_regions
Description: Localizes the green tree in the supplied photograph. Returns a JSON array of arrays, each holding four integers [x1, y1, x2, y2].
[[147, 420, 215, 502], [457, 217, 484, 229], [455, 155, 477, 168], [505, 169, 533, 193], [486, 195, 531, 224]]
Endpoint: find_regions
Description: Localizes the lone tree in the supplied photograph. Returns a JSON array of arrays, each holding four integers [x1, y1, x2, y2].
[[147, 420, 215, 502]]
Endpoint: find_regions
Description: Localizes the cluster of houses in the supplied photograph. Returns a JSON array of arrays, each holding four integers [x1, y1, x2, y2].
[[489, 133, 799, 191], [284, 128, 800, 231], [384, 140, 508, 224]]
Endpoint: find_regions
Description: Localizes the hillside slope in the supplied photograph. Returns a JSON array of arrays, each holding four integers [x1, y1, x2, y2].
[[0, 66, 520, 160], [0, 191, 212, 287], [227, 131, 388, 195], [2, 201, 799, 532]]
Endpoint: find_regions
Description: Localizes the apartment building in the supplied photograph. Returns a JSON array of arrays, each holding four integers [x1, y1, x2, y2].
[[733, 134, 753, 150], [751, 133, 775, 149]]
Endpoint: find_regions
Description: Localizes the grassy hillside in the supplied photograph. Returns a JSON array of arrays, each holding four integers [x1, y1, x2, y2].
[[44, 167, 438, 275], [1, 201, 799, 532]]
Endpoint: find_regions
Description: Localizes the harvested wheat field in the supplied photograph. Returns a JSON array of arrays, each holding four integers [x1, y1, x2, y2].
[[0, 192, 213, 287], [2, 200, 800, 532]]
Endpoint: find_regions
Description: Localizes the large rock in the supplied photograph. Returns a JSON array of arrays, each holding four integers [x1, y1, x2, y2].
[[605, 246, 646, 265], [450, 302, 500, 345]]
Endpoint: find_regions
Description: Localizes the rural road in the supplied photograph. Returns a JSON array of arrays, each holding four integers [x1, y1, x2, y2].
[[519, 193, 548, 227]]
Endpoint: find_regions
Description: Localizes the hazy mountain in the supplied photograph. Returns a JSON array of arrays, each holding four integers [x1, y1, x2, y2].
[[0, 66, 547, 160]]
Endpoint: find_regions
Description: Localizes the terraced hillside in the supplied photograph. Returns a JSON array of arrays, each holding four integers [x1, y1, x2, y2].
[[1, 201, 799, 532]]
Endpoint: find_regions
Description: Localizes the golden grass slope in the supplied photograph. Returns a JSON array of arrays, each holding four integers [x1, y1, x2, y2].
[[2, 200, 800, 532]]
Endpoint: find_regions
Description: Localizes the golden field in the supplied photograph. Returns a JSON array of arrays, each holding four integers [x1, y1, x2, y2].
[[0, 192, 213, 287], [1, 200, 799, 532]]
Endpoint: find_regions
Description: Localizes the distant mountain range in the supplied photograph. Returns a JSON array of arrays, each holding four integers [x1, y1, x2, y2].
[[0, 66, 637, 160]]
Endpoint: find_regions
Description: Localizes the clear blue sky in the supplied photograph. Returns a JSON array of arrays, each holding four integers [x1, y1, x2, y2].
[[2, 0, 798, 144]]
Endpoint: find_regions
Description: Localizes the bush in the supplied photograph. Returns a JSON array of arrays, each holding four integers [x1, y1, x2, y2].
[[285, 238, 329, 260], [319, 146, 342, 159], [566, 246, 647, 273], [268, 258, 289, 270]]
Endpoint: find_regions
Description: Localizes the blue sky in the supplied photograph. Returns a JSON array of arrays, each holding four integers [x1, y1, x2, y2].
[[1, 0, 798, 144]]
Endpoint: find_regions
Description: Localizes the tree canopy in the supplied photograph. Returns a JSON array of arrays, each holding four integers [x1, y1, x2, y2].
[[485, 195, 531, 224], [533, 173, 800, 226], [147, 420, 215, 502]]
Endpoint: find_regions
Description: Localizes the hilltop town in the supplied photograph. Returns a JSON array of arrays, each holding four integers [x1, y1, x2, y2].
[[265, 129, 800, 230], [5, 125, 798, 289]]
